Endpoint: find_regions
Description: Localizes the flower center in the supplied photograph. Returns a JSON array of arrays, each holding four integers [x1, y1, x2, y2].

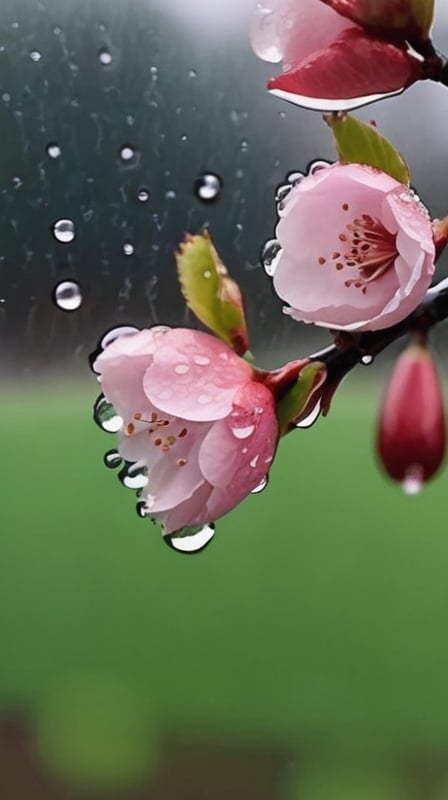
[[125, 412, 189, 465], [318, 211, 397, 294]]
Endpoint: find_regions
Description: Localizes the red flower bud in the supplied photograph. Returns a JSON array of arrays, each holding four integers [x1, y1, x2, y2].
[[377, 343, 446, 492]]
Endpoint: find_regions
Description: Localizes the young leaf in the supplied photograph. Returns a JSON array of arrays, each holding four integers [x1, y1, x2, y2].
[[175, 232, 249, 356], [325, 112, 411, 185], [275, 362, 327, 436]]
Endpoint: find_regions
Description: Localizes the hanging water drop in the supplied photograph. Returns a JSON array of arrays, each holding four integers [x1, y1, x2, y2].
[[165, 523, 215, 554], [251, 475, 269, 494], [119, 462, 148, 491], [261, 239, 281, 277], [47, 142, 61, 159], [401, 465, 424, 496], [93, 395, 123, 433], [309, 159, 331, 175], [104, 450, 122, 469], [100, 325, 139, 350], [53, 280, 82, 311], [287, 171, 304, 185], [194, 172, 222, 202], [361, 354, 374, 366], [296, 401, 321, 429], [52, 218, 75, 243]]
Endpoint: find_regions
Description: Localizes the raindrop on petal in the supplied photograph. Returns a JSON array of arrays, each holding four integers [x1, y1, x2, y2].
[[119, 462, 149, 491], [53, 280, 82, 311], [165, 523, 215, 554], [231, 423, 255, 440], [100, 325, 139, 350], [261, 239, 281, 277], [251, 475, 269, 494], [104, 450, 122, 469], [93, 395, 123, 433]]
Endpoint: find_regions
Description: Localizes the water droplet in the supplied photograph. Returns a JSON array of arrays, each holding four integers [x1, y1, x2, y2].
[[137, 188, 150, 202], [165, 189, 176, 200], [194, 172, 222, 202], [361, 354, 374, 366], [120, 145, 135, 162], [98, 48, 112, 65], [29, 50, 41, 62], [402, 465, 424, 496], [296, 401, 321, 429], [175, 364, 190, 375], [123, 242, 134, 256], [52, 25, 62, 35], [188, 68, 197, 78], [261, 239, 281, 276], [194, 356, 210, 366], [104, 450, 122, 469], [52, 218, 75, 243], [240, 138, 249, 152], [100, 325, 139, 350], [93, 395, 123, 433], [119, 462, 148, 491], [287, 171, 304, 185], [249, 454, 259, 468], [53, 280, 82, 311], [309, 159, 331, 175], [47, 142, 61, 159], [150, 65, 158, 77], [231, 423, 255, 440], [276, 183, 293, 212], [251, 475, 269, 494], [166, 523, 215, 554]]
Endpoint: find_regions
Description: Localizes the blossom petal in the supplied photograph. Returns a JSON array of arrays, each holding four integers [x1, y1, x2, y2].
[[198, 381, 278, 519], [268, 29, 423, 111], [143, 328, 253, 422]]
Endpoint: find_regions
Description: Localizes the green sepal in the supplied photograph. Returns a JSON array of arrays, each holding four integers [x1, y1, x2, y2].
[[410, 0, 434, 37], [175, 231, 249, 356], [325, 113, 410, 185], [276, 362, 327, 437]]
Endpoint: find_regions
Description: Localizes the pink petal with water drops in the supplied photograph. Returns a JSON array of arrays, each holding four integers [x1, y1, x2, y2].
[[199, 381, 278, 515], [162, 481, 214, 535], [143, 328, 253, 422], [273, 163, 435, 331], [251, 0, 351, 64], [94, 327, 169, 420]]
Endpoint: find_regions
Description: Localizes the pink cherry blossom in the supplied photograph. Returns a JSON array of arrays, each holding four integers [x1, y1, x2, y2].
[[271, 162, 435, 332], [250, 0, 425, 111], [93, 327, 278, 535]]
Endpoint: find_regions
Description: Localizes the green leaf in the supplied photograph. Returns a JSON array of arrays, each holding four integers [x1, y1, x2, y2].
[[276, 362, 327, 437], [325, 113, 410, 185], [175, 231, 249, 356]]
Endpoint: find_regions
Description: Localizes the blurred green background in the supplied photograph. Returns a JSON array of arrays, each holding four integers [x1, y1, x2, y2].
[[2, 374, 448, 797]]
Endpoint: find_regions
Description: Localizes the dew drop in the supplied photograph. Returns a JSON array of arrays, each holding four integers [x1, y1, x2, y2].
[[251, 475, 269, 494], [194, 172, 222, 202], [93, 395, 123, 433], [276, 183, 293, 209], [165, 189, 176, 200], [261, 239, 281, 277], [296, 401, 321, 429], [188, 68, 197, 78], [100, 325, 139, 350], [98, 48, 112, 65], [165, 523, 215, 554], [104, 449, 122, 469], [52, 218, 75, 243], [240, 138, 249, 152], [309, 159, 331, 175], [194, 355, 210, 366], [231, 423, 255, 440], [120, 145, 135, 162], [361, 354, 374, 366], [122, 242, 134, 256], [137, 188, 150, 202], [287, 170, 304, 185], [46, 142, 61, 159], [402, 465, 424, 496], [119, 462, 148, 490], [175, 363, 190, 375], [53, 280, 82, 311], [29, 50, 41, 62]]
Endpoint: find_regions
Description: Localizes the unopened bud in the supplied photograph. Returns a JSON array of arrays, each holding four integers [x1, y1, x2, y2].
[[377, 342, 445, 492]]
